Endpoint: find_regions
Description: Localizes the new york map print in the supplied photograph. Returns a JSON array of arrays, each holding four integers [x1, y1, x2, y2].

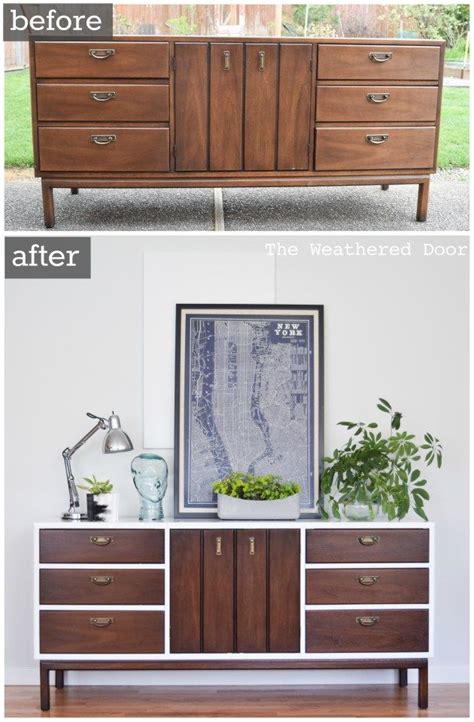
[[183, 313, 315, 509]]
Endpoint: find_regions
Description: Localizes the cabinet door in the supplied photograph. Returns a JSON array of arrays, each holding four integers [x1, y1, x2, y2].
[[170, 530, 201, 652], [236, 530, 267, 652], [202, 530, 234, 652], [175, 43, 209, 171], [269, 529, 300, 652], [244, 43, 278, 170], [210, 43, 244, 171], [278, 44, 312, 170]]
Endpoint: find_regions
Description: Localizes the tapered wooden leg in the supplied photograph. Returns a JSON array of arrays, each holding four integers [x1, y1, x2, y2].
[[71, 188, 79, 195], [41, 181, 55, 228], [416, 179, 430, 222], [381, 184, 389, 190], [399, 668, 408, 687], [418, 663, 428, 709], [55, 669, 64, 688], [40, 664, 50, 711]]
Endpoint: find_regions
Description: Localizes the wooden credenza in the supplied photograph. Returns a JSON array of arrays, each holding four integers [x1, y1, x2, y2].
[[35, 520, 433, 711], [29, 37, 444, 227]]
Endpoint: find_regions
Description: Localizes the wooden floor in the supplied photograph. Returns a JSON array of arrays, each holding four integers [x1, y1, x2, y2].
[[4, 684, 469, 718]]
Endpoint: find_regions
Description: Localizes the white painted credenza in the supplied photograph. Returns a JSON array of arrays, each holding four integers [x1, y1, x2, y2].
[[35, 519, 433, 710]]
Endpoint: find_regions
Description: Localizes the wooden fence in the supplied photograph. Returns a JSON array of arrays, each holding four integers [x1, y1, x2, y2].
[[5, 41, 29, 71], [3, 4, 422, 70]]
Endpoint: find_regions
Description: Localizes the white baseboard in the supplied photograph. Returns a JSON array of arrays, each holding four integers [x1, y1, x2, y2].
[[6, 665, 469, 686]]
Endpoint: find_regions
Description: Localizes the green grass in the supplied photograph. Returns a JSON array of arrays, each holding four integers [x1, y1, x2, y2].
[[5, 69, 33, 167], [445, 38, 469, 62], [3, 68, 470, 170], [438, 87, 470, 169]]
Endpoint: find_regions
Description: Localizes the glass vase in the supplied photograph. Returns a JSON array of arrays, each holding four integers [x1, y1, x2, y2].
[[343, 501, 379, 522], [131, 453, 168, 521]]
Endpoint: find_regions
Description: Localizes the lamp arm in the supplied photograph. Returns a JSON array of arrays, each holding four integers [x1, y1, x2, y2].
[[62, 419, 107, 512]]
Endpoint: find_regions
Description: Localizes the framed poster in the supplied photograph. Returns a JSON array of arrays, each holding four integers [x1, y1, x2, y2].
[[174, 304, 324, 517]]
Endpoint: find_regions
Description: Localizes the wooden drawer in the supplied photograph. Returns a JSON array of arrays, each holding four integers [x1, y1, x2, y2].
[[34, 42, 169, 79], [318, 44, 441, 81], [306, 610, 429, 652], [39, 529, 164, 563], [316, 86, 438, 122], [306, 529, 429, 563], [37, 84, 169, 122], [306, 568, 429, 605], [40, 569, 164, 605], [40, 611, 164, 654], [315, 127, 436, 171], [38, 127, 170, 172]]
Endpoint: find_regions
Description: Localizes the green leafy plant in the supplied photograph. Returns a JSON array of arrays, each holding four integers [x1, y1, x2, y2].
[[166, 8, 198, 35], [78, 475, 113, 495], [379, 5, 469, 48], [320, 399, 443, 521], [213, 472, 300, 501]]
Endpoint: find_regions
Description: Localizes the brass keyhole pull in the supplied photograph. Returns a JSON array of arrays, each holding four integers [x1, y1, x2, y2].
[[367, 92, 391, 104], [223, 50, 231, 70], [90, 617, 113, 628], [358, 575, 380, 586], [249, 537, 255, 555], [366, 135, 388, 145], [90, 576, 113, 586], [358, 535, 380, 545], [357, 616, 380, 627], [258, 51, 265, 71], [368, 51, 393, 63], [90, 91, 116, 102], [216, 536, 222, 556], [91, 135, 117, 145], [89, 49, 115, 59], [90, 535, 113, 545]]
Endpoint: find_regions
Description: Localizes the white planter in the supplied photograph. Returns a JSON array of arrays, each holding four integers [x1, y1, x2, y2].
[[87, 493, 120, 522], [217, 493, 300, 520]]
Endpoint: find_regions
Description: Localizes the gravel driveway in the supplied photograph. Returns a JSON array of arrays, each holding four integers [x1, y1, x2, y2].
[[4, 170, 469, 232]]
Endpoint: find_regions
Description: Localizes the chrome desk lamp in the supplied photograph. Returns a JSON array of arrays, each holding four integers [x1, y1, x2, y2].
[[62, 411, 133, 520]]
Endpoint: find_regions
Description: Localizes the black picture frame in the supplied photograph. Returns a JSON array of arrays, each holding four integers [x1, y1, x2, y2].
[[174, 304, 324, 518]]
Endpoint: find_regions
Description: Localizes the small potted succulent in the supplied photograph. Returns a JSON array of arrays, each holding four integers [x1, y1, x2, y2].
[[213, 472, 300, 520], [320, 398, 443, 522], [78, 475, 119, 522]]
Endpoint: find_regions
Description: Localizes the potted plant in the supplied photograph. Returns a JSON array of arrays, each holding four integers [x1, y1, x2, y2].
[[320, 398, 443, 521], [213, 472, 300, 520], [78, 475, 119, 522]]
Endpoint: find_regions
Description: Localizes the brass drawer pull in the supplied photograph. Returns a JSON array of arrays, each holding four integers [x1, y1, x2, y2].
[[89, 49, 115, 60], [90, 535, 113, 545], [91, 135, 116, 146], [216, 536, 222, 556], [367, 92, 391, 104], [223, 50, 230, 70], [366, 135, 388, 145], [357, 616, 380, 627], [90, 91, 116, 102], [358, 535, 380, 545], [90, 617, 113, 627], [258, 50, 265, 71], [369, 51, 393, 63], [249, 537, 255, 555], [358, 575, 380, 586], [90, 575, 113, 586]]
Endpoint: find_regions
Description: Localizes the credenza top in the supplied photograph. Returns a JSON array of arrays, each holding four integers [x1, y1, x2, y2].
[[34, 518, 433, 529], [30, 36, 446, 46]]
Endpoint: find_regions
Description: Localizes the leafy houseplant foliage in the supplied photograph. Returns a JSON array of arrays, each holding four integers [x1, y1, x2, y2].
[[320, 399, 443, 521], [78, 475, 113, 495], [213, 472, 300, 501]]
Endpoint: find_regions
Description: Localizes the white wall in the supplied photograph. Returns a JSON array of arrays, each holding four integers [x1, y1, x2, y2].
[[5, 234, 469, 686]]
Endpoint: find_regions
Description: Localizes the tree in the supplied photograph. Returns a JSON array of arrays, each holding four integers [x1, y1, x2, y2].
[[380, 5, 469, 47]]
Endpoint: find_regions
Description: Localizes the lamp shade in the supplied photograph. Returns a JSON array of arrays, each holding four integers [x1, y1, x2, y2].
[[103, 413, 133, 454]]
